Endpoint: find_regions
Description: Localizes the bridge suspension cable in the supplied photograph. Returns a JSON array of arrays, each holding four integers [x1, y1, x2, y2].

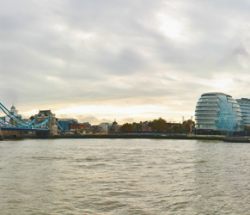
[[0, 102, 50, 131]]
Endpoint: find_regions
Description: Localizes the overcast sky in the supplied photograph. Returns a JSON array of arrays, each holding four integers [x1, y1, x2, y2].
[[1, 0, 250, 123]]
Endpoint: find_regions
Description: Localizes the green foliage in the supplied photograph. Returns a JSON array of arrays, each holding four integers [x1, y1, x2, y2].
[[182, 119, 195, 133], [120, 123, 134, 133], [148, 118, 167, 132], [120, 118, 195, 134]]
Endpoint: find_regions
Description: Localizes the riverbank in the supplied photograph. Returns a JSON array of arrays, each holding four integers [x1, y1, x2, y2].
[[57, 134, 250, 143], [55, 134, 226, 141], [1, 133, 250, 143]]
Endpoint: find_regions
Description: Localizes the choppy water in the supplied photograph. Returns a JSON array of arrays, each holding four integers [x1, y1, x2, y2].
[[0, 139, 250, 214]]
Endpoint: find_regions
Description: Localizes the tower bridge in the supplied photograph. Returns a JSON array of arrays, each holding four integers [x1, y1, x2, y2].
[[0, 102, 56, 138]]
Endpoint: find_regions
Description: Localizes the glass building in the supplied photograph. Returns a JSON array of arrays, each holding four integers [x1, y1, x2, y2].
[[236, 98, 250, 127], [195, 93, 243, 132]]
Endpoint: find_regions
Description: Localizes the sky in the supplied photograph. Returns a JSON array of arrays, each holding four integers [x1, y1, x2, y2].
[[1, 0, 250, 124]]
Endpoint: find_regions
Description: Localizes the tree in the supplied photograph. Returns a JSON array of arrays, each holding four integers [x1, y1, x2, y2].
[[148, 118, 167, 133], [120, 123, 134, 133], [182, 120, 195, 133]]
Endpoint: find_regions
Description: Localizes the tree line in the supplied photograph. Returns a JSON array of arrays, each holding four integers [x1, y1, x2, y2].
[[119, 118, 195, 134]]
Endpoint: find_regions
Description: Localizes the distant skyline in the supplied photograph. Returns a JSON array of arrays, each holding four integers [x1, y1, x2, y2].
[[1, 0, 250, 123]]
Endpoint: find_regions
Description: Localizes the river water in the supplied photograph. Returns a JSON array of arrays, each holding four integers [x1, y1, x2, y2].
[[0, 139, 250, 215]]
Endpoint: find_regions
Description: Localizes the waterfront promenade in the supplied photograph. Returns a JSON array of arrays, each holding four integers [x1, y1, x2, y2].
[[1, 133, 250, 143]]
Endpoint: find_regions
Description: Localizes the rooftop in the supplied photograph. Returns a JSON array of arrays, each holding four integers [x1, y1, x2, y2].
[[201, 92, 232, 97]]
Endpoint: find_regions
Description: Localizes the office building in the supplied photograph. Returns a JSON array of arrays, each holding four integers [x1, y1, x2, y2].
[[195, 93, 243, 133], [236, 98, 250, 127]]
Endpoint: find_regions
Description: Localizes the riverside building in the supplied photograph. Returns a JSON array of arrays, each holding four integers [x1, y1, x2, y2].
[[195, 93, 243, 134], [236, 98, 250, 127]]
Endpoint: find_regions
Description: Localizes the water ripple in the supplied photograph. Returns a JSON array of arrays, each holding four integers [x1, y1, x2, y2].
[[0, 139, 250, 214]]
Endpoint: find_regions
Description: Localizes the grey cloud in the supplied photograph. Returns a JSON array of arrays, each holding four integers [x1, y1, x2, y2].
[[1, 0, 250, 120]]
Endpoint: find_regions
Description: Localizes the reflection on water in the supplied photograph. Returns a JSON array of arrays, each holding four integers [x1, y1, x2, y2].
[[0, 139, 250, 214]]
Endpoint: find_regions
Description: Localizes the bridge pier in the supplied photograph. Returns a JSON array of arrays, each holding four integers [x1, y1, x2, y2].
[[0, 130, 36, 139], [0, 128, 51, 139], [0, 130, 21, 139], [35, 130, 50, 138]]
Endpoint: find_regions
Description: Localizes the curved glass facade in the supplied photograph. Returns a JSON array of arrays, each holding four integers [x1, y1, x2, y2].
[[236, 98, 250, 126], [195, 93, 243, 132]]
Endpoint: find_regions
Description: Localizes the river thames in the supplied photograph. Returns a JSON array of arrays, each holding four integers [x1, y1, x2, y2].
[[0, 139, 250, 215]]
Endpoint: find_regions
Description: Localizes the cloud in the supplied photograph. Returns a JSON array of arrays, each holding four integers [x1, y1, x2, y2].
[[0, 0, 250, 122]]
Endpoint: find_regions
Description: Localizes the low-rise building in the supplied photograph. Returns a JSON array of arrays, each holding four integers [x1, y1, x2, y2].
[[98, 123, 110, 134], [70, 122, 91, 134], [57, 119, 78, 133]]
